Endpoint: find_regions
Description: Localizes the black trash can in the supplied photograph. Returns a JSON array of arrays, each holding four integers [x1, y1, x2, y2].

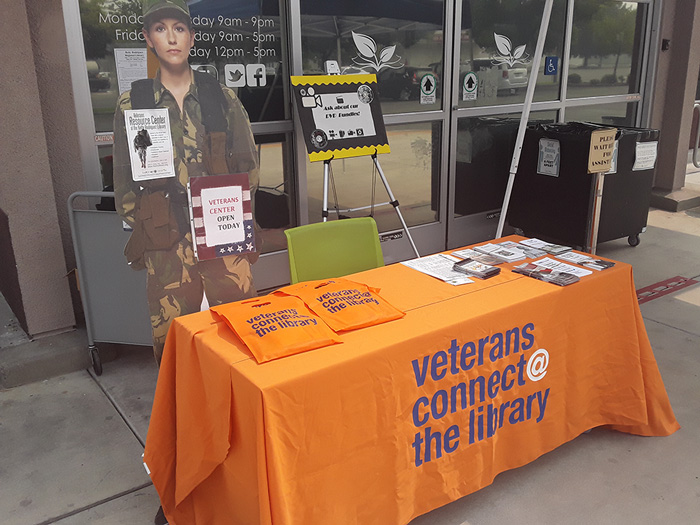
[[506, 122, 658, 249], [597, 126, 659, 246], [454, 117, 520, 217]]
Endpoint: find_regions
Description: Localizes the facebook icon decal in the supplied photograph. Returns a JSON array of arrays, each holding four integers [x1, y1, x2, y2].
[[225, 64, 267, 88], [246, 64, 267, 87]]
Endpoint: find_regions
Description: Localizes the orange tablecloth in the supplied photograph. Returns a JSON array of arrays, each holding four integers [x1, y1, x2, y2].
[[144, 237, 679, 525]]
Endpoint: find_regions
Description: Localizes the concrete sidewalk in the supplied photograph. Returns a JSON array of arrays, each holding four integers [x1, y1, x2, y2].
[[1, 205, 699, 525]]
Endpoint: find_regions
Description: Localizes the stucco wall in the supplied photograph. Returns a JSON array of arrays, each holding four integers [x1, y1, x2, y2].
[[0, 1, 76, 336], [26, 0, 86, 323], [26, 0, 84, 282]]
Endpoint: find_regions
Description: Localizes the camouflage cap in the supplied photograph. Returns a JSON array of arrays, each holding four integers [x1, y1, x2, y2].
[[143, 0, 190, 21]]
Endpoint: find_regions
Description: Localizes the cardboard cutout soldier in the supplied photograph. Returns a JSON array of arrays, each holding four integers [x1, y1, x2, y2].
[[113, 0, 260, 366]]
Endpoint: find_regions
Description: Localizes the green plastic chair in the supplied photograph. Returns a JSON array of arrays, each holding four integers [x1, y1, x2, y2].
[[284, 217, 385, 284]]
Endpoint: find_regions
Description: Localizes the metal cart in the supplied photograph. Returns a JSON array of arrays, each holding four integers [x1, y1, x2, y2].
[[68, 192, 152, 375]]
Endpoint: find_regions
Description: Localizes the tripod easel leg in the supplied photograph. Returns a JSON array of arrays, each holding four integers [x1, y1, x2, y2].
[[320, 154, 420, 258], [371, 153, 420, 258], [322, 158, 331, 222]]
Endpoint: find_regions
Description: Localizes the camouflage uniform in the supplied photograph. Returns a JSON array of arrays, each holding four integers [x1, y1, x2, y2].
[[113, 70, 259, 362]]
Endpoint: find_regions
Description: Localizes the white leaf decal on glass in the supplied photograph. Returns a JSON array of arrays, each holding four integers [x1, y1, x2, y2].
[[494, 33, 511, 55], [352, 32, 377, 59], [513, 45, 526, 59], [379, 45, 396, 64]]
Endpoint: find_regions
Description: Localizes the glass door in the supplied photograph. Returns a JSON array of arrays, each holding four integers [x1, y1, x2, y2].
[[446, 0, 567, 248], [446, 0, 656, 249], [291, 0, 452, 263], [69, 0, 296, 290], [67, 0, 658, 288]]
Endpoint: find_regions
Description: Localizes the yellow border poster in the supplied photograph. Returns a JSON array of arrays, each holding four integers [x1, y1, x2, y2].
[[291, 74, 390, 162]]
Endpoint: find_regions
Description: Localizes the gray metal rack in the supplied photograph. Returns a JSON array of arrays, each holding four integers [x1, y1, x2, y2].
[[68, 192, 152, 375]]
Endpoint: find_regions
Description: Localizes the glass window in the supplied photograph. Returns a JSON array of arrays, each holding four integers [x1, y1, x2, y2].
[[98, 146, 115, 189], [255, 133, 297, 254], [305, 122, 441, 230], [569, 1, 647, 97], [79, 0, 127, 133], [201, 3, 288, 123], [565, 101, 638, 127], [299, 0, 445, 113], [458, 0, 567, 108], [453, 111, 557, 218], [78, 0, 288, 133], [77, 0, 292, 238]]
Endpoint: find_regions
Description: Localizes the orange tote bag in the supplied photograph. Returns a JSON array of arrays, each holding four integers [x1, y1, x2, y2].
[[211, 295, 341, 363], [274, 278, 405, 332]]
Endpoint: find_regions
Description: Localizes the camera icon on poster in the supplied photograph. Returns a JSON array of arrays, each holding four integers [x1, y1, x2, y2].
[[356, 129, 364, 136], [300, 87, 322, 108]]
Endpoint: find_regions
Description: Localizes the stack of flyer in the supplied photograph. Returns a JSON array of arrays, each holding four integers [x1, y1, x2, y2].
[[473, 243, 526, 263], [452, 258, 501, 279], [451, 248, 503, 265], [512, 257, 593, 286], [512, 263, 579, 286], [555, 251, 616, 271], [518, 238, 572, 256], [498, 240, 546, 259]]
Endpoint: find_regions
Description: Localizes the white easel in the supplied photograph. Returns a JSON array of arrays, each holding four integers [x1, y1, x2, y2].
[[318, 61, 420, 258], [320, 151, 420, 258]]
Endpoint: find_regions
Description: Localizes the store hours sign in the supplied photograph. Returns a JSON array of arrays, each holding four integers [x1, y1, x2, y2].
[[79, 0, 281, 120]]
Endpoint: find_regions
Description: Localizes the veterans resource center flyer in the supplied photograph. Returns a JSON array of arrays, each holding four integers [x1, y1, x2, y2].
[[124, 108, 175, 181]]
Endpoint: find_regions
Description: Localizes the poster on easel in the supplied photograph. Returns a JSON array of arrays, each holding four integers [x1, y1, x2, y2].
[[187, 173, 256, 262], [290, 74, 390, 162]]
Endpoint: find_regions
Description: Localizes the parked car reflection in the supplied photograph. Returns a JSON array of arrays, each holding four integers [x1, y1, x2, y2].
[[378, 66, 438, 101], [468, 59, 528, 95], [86, 60, 110, 93]]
